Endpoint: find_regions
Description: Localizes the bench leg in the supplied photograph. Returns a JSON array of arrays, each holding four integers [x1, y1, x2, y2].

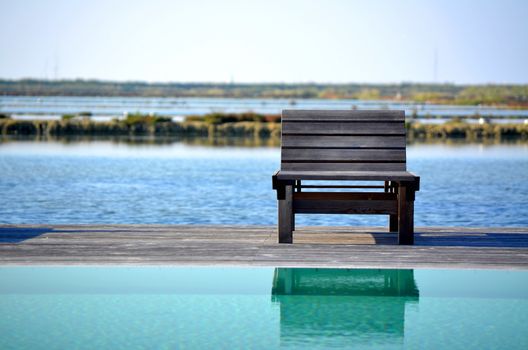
[[389, 215, 398, 232], [292, 180, 300, 232], [278, 185, 293, 243], [398, 184, 415, 245], [388, 182, 398, 232]]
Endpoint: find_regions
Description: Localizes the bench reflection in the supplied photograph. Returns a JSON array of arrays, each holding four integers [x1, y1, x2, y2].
[[271, 268, 419, 346]]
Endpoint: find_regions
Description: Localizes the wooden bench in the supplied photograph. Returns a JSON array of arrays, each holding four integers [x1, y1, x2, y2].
[[272, 110, 420, 245]]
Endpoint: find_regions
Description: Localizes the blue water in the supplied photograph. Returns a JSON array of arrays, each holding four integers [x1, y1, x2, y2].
[[0, 140, 527, 227], [0, 267, 527, 350], [2, 96, 528, 119]]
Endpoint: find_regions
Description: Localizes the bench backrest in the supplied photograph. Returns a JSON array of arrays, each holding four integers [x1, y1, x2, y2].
[[280, 110, 406, 172]]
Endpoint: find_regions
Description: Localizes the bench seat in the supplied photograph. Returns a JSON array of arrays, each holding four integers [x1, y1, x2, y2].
[[276, 170, 419, 182]]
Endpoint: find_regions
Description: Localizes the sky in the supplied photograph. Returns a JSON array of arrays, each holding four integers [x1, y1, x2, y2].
[[0, 0, 527, 84]]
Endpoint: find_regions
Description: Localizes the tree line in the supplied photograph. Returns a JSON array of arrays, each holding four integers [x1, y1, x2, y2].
[[1, 79, 527, 107]]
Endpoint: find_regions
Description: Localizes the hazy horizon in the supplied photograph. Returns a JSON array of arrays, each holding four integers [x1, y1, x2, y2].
[[1, 0, 527, 84], [2, 77, 528, 86]]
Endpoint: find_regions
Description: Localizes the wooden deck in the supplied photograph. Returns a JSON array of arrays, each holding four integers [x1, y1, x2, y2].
[[1, 225, 528, 269]]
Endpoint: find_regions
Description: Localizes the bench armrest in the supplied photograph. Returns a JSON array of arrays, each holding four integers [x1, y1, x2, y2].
[[272, 170, 295, 200]]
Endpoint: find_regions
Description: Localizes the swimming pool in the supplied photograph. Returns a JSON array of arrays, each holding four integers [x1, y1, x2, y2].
[[1, 267, 527, 349]]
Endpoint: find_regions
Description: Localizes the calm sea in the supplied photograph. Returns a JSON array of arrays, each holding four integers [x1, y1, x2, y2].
[[2, 96, 528, 121], [1, 138, 527, 227]]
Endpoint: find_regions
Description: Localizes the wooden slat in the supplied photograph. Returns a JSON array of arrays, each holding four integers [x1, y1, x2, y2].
[[294, 200, 398, 215], [293, 192, 398, 215], [301, 185, 385, 189], [282, 149, 405, 162], [282, 122, 405, 135], [277, 170, 418, 181], [294, 192, 397, 201], [281, 162, 406, 171], [281, 135, 406, 148], [282, 110, 404, 121], [293, 192, 397, 215]]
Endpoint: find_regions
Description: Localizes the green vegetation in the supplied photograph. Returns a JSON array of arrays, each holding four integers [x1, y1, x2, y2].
[[185, 112, 280, 124], [1, 113, 526, 141], [61, 114, 76, 120], [0, 113, 281, 138], [454, 85, 528, 106], [407, 120, 528, 141], [2, 79, 528, 107], [354, 88, 381, 100], [0, 113, 10, 119], [122, 113, 172, 125], [62, 112, 93, 120]]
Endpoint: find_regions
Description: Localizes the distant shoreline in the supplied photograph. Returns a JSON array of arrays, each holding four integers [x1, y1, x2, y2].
[[1, 79, 527, 108]]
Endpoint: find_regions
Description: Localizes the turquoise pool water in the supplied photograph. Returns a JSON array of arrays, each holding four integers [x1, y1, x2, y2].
[[1, 267, 527, 349]]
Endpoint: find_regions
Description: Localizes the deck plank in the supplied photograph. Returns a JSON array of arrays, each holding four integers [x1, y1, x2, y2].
[[1, 225, 528, 269]]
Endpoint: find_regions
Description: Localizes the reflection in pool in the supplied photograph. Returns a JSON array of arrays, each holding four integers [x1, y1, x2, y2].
[[272, 268, 419, 347], [0, 267, 527, 349]]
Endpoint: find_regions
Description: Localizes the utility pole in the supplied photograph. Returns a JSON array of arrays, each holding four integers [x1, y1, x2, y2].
[[433, 47, 438, 82]]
